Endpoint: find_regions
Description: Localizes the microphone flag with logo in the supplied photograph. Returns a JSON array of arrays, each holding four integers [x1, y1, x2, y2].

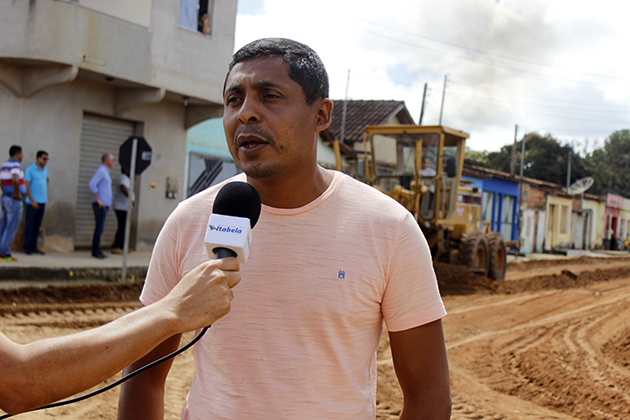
[[205, 181, 261, 262]]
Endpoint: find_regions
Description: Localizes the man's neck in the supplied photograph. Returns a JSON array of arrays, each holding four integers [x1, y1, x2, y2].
[[247, 166, 334, 209]]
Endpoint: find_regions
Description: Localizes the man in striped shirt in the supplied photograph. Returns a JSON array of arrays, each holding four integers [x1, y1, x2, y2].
[[0, 145, 26, 262]]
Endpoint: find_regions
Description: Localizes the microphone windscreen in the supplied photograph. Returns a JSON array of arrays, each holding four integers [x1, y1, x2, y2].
[[212, 182, 262, 228]]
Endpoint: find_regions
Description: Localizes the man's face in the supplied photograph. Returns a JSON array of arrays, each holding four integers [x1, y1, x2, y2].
[[223, 56, 329, 180], [104, 155, 115, 169], [38, 154, 49, 167], [14, 152, 23, 162]]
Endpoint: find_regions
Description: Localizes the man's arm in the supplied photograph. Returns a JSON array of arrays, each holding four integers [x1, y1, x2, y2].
[[389, 319, 451, 420], [117, 334, 181, 420], [89, 169, 104, 207], [92, 192, 104, 208], [0, 258, 240, 415], [25, 181, 39, 209], [11, 173, 22, 200]]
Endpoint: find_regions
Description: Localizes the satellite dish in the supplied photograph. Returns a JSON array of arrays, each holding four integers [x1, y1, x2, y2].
[[568, 177, 594, 195]]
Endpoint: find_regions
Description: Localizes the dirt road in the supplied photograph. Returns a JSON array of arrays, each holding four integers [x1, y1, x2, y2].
[[1, 255, 629, 419]]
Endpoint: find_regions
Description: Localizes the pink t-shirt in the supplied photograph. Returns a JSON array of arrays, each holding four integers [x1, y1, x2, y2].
[[140, 171, 446, 420]]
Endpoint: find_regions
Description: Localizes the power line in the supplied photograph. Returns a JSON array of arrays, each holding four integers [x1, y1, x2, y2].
[[349, 24, 616, 89], [354, 18, 630, 84], [450, 80, 630, 110], [449, 89, 630, 114], [451, 93, 630, 125]]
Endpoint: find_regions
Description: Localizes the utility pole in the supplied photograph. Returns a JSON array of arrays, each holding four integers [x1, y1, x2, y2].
[[339, 69, 351, 144], [419, 83, 428, 125], [516, 128, 525, 258], [510, 124, 518, 176], [566, 148, 572, 189], [438, 75, 448, 125], [519, 130, 526, 178]]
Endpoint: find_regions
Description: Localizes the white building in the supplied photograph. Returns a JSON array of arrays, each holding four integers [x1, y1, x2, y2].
[[0, 0, 236, 252]]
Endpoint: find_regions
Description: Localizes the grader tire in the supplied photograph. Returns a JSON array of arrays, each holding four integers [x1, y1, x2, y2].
[[486, 232, 507, 280], [458, 232, 489, 277]]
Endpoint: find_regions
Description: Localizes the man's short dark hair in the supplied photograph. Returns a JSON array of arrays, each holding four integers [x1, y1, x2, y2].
[[224, 38, 329, 105], [9, 145, 21, 157], [36, 150, 48, 159]]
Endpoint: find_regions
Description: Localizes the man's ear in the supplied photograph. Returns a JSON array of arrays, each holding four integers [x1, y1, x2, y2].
[[314, 98, 333, 132]]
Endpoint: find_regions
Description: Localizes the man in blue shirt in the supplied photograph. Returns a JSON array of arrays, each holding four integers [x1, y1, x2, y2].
[[88, 153, 114, 259], [23, 150, 50, 255], [0, 145, 26, 262]]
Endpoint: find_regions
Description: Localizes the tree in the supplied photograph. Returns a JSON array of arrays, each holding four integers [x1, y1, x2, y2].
[[471, 133, 589, 186], [584, 129, 630, 197], [464, 148, 489, 167]]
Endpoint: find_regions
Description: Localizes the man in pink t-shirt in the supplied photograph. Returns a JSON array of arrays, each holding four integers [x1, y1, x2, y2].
[[118, 38, 451, 420]]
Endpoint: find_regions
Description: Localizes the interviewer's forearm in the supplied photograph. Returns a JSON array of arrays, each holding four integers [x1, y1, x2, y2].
[[0, 303, 180, 414]]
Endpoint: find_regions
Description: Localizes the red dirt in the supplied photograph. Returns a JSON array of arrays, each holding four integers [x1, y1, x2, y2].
[[2, 256, 630, 419]]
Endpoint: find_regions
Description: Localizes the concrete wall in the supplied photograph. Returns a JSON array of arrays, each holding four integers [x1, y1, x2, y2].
[[0, 77, 187, 251], [150, 0, 237, 103], [118, 100, 187, 249], [545, 195, 573, 250], [596, 201, 606, 248], [581, 199, 600, 250], [0, 0, 237, 252], [79, 0, 153, 27], [0, 1, 152, 84], [0, 0, 236, 103]]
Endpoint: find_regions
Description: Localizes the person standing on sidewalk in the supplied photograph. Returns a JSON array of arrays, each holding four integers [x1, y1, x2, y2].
[[23, 150, 50, 255], [111, 166, 134, 255], [89, 153, 114, 259], [0, 145, 26, 262]]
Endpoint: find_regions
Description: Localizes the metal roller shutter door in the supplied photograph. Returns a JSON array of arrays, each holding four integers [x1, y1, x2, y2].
[[74, 114, 135, 249]]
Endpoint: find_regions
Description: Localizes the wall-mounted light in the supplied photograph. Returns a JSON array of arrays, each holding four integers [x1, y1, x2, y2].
[[183, 96, 190, 107]]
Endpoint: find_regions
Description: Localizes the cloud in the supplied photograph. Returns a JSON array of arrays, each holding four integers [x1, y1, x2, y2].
[[234, 0, 630, 152]]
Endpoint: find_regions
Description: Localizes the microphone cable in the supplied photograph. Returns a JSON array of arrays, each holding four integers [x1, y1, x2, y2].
[[0, 326, 209, 419]]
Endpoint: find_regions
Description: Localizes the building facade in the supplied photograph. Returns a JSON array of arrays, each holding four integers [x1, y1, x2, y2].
[[0, 0, 236, 251], [603, 193, 624, 249]]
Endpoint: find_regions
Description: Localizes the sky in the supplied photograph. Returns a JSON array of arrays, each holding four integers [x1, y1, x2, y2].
[[234, 0, 630, 153]]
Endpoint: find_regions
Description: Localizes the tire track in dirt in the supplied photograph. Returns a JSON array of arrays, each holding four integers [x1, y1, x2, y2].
[[3, 257, 630, 419], [446, 277, 630, 420]]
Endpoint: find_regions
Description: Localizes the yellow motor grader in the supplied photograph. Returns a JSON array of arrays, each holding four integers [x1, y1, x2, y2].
[[335, 125, 507, 280]]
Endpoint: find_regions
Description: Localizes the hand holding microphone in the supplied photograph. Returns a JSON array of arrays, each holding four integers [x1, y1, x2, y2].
[[164, 181, 262, 331], [160, 258, 242, 332], [205, 181, 262, 261]]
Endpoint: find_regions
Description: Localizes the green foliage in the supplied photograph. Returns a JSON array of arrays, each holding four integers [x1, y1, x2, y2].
[[467, 129, 630, 198], [584, 129, 630, 197], [464, 148, 489, 166], [468, 133, 589, 186]]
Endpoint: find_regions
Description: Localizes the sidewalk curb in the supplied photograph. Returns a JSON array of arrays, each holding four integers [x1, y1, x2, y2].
[[0, 265, 148, 281]]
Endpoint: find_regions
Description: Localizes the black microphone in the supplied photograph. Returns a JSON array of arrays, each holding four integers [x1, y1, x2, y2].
[[205, 181, 261, 261]]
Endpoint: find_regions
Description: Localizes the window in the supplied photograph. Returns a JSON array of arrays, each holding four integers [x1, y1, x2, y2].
[[560, 205, 569, 234], [502, 196, 515, 224], [482, 191, 494, 224], [500, 195, 515, 240], [179, 0, 213, 35]]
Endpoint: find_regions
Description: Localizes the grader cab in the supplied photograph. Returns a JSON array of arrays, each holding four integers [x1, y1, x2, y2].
[[340, 125, 506, 280]]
